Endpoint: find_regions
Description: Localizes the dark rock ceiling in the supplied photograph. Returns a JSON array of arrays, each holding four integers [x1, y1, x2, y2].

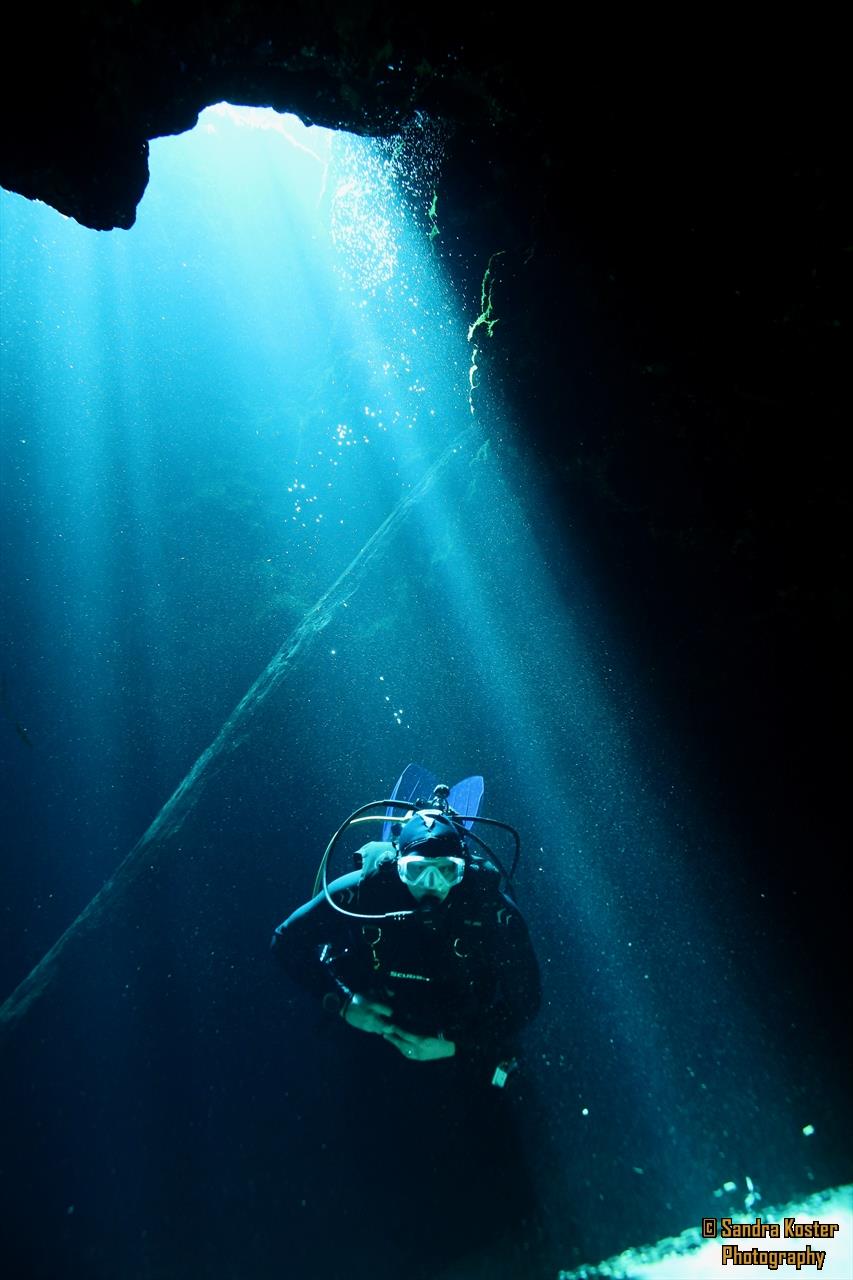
[[1, 7, 849, 972]]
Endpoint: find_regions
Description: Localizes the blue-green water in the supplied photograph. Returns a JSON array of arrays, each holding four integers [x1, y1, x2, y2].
[[1, 107, 849, 1279]]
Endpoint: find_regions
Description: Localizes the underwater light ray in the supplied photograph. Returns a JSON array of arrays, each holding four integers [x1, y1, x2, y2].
[[0, 422, 477, 1032]]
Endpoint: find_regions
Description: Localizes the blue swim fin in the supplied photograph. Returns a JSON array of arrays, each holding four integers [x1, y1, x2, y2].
[[448, 775, 484, 829], [381, 764, 484, 838], [382, 763, 437, 839]]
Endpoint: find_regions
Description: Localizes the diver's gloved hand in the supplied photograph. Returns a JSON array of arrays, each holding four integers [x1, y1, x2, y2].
[[341, 993, 395, 1035], [384, 1028, 457, 1062]]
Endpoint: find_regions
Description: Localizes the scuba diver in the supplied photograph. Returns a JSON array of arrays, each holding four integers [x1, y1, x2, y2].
[[270, 766, 541, 1088]]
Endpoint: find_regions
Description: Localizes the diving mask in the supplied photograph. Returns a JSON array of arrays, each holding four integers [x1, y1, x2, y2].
[[397, 853, 465, 891]]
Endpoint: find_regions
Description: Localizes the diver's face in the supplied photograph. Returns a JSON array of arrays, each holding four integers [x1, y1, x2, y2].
[[397, 853, 464, 905], [405, 877, 454, 905]]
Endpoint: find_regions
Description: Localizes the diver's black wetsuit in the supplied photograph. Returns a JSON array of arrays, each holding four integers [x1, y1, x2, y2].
[[271, 843, 541, 1083]]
